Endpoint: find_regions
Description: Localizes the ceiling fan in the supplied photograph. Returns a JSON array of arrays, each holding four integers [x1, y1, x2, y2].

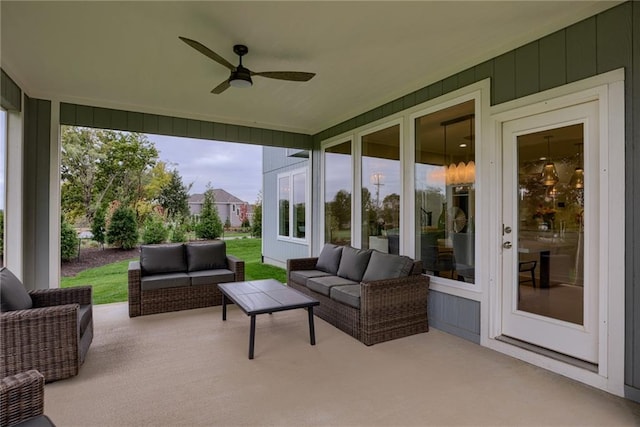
[[179, 37, 316, 94]]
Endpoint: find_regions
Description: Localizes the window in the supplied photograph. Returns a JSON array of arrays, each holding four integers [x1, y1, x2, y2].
[[361, 124, 401, 254], [324, 140, 352, 245], [414, 100, 475, 283], [277, 168, 307, 241]]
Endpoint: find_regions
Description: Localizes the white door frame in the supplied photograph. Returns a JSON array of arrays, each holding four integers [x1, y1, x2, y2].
[[487, 69, 625, 396]]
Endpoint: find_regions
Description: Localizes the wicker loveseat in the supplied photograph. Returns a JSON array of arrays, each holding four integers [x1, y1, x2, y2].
[[287, 244, 429, 346], [128, 241, 244, 317]]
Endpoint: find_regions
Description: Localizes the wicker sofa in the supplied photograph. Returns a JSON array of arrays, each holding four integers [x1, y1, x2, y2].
[[287, 244, 429, 346], [0, 370, 55, 427], [128, 241, 244, 317]]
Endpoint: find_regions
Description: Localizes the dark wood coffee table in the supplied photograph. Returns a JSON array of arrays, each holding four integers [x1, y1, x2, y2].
[[218, 279, 320, 359]]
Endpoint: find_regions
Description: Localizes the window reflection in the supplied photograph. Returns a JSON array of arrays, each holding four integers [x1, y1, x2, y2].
[[361, 125, 400, 254], [415, 101, 475, 283], [324, 141, 352, 245]]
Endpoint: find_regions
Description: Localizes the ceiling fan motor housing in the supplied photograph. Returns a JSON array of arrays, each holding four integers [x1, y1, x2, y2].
[[230, 65, 252, 88]]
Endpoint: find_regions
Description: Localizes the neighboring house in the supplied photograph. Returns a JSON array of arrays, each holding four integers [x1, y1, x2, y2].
[[188, 189, 249, 228], [5, 1, 640, 403]]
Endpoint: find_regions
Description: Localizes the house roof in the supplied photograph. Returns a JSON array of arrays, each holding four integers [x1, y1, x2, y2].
[[189, 189, 246, 205], [0, 2, 619, 136]]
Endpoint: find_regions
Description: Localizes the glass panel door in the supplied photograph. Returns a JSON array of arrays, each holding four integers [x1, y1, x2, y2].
[[501, 101, 598, 364]]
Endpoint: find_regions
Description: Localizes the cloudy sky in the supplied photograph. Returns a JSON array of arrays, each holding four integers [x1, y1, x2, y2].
[[146, 134, 262, 204]]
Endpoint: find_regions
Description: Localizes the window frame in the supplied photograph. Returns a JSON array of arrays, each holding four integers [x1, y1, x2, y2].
[[276, 167, 308, 244]]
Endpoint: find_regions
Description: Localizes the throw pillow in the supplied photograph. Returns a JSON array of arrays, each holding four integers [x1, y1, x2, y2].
[[140, 244, 187, 275], [315, 243, 343, 275], [362, 251, 414, 282], [337, 246, 372, 282], [0, 267, 33, 312], [186, 241, 228, 272]]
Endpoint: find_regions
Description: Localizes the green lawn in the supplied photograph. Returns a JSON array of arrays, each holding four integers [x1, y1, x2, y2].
[[61, 238, 287, 305]]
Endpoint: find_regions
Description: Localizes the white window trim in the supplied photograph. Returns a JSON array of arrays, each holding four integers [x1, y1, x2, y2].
[[276, 167, 308, 244]]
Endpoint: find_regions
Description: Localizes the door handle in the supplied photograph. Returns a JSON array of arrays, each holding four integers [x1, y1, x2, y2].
[[503, 241, 512, 249]]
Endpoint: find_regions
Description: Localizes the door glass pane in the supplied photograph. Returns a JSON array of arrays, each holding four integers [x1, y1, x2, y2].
[[361, 125, 400, 254], [415, 101, 475, 283], [278, 176, 290, 237], [517, 125, 584, 325], [292, 172, 305, 239], [325, 141, 352, 245]]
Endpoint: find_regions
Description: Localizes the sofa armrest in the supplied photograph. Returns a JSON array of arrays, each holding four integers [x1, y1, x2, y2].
[[287, 257, 318, 272], [128, 261, 142, 317], [0, 305, 80, 380], [0, 370, 45, 426], [29, 286, 92, 307], [227, 255, 245, 282]]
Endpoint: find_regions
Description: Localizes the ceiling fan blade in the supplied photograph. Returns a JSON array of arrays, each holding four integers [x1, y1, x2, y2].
[[211, 79, 231, 94], [252, 71, 316, 82], [179, 36, 235, 71]]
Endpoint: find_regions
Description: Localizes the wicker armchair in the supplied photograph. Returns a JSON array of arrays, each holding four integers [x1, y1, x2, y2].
[[0, 268, 93, 383], [0, 370, 55, 427]]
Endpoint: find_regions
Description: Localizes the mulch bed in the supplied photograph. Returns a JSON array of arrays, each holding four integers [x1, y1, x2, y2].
[[61, 247, 140, 277]]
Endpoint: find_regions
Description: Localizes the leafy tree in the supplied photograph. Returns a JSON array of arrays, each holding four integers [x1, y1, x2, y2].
[[251, 191, 262, 238], [91, 207, 107, 248], [330, 189, 351, 230], [158, 170, 191, 220], [381, 193, 400, 231], [107, 205, 139, 250], [142, 213, 168, 244], [195, 186, 223, 240], [239, 203, 249, 228], [60, 216, 78, 262]]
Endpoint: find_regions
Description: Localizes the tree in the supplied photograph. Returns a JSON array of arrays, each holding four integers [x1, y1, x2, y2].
[[107, 205, 139, 249], [158, 169, 191, 220], [330, 189, 351, 230], [61, 127, 159, 226], [91, 207, 107, 249], [251, 191, 262, 238], [142, 212, 168, 244], [195, 186, 223, 240], [239, 203, 249, 229]]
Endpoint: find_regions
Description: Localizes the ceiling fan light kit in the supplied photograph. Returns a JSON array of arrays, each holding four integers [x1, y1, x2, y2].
[[179, 38, 315, 94]]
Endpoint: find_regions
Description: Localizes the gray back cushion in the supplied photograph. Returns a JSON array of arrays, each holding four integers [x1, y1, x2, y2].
[[186, 241, 227, 272], [362, 251, 414, 282], [140, 244, 187, 275], [0, 267, 33, 312], [337, 246, 372, 282], [315, 244, 343, 275]]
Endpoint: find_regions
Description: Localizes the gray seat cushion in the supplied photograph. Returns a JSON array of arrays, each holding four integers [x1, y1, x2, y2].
[[140, 244, 187, 275], [336, 246, 372, 282], [330, 285, 361, 309], [0, 267, 33, 312], [189, 269, 235, 286], [186, 241, 227, 272], [361, 251, 414, 282], [315, 244, 343, 275], [14, 415, 56, 427], [78, 304, 92, 337], [307, 275, 358, 296], [289, 270, 332, 286], [141, 273, 190, 291]]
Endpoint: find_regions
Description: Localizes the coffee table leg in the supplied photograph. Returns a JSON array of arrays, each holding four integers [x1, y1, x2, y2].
[[222, 294, 227, 321], [249, 315, 256, 359], [308, 307, 316, 345]]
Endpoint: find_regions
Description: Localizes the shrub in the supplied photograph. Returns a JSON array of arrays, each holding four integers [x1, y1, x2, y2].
[[251, 201, 262, 238], [107, 205, 139, 250], [142, 214, 168, 244], [91, 208, 106, 247], [170, 223, 187, 243], [60, 216, 78, 261]]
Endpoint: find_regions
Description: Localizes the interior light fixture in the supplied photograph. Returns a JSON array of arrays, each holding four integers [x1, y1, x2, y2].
[[540, 136, 559, 187], [569, 143, 585, 189], [442, 114, 475, 185]]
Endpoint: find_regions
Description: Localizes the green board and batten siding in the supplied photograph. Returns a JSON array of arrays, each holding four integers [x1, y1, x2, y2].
[[58, 103, 312, 150]]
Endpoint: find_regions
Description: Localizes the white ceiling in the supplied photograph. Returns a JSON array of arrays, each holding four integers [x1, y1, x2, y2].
[[1, 1, 619, 135]]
